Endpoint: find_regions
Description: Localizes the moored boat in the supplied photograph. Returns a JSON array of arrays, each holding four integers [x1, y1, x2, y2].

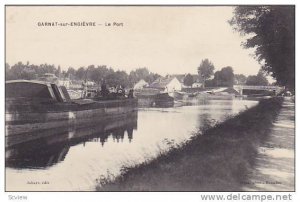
[[152, 93, 174, 107], [133, 88, 174, 107], [5, 80, 137, 147], [171, 91, 189, 100], [135, 92, 174, 107]]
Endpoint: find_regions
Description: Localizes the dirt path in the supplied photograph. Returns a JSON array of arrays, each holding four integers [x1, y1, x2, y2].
[[244, 98, 295, 191]]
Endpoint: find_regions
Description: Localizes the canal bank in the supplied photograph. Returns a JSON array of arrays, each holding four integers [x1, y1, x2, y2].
[[97, 97, 285, 191], [243, 98, 295, 191]]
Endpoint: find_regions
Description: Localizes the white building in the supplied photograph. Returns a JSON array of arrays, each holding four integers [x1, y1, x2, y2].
[[69, 80, 83, 89], [134, 79, 149, 90], [58, 79, 71, 89], [86, 80, 95, 87], [149, 76, 182, 93], [192, 82, 203, 88]]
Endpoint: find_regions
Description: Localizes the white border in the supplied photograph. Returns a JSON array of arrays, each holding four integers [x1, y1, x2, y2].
[[0, 1, 298, 202]]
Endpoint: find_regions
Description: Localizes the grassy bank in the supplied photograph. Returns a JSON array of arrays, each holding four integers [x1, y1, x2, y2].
[[97, 97, 283, 191]]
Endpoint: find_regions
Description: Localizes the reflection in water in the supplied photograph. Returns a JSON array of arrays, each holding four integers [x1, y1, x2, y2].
[[6, 112, 137, 169], [6, 142, 70, 169], [6, 99, 257, 191]]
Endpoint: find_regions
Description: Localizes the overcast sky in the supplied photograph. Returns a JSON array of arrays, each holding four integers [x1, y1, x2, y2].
[[6, 6, 261, 76]]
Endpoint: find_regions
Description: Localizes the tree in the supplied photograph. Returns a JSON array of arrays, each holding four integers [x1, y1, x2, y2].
[[61, 70, 67, 78], [86, 65, 96, 82], [146, 73, 161, 85], [135, 68, 150, 79], [55, 65, 61, 77], [75, 67, 86, 80], [39, 63, 56, 74], [183, 73, 194, 87], [198, 59, 215, 88], [234, 74, 247, 85], [6, 61, 162, 89], [246, 70, 269, 86], [5, 63, 12, 80], [114, 71, 129, 87], [213, 66, 234, 87], [230, 6, 295, 90], [105, 71, 129, 87], [129, 68, 150, 84], [67, 67, 76, 80], [129, 67, 161, 87], [95, 65, 112, 84], [6, 62, 36, 80]]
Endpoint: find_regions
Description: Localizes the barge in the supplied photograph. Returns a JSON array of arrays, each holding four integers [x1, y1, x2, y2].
[[134, 88, 174, 107], [5, 80, 137, 147]]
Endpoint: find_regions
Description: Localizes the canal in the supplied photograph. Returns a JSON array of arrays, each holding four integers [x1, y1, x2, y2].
[[6, 99, 258, 191]]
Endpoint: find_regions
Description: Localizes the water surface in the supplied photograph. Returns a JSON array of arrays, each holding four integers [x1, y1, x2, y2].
[[6, 99, 258, 191]]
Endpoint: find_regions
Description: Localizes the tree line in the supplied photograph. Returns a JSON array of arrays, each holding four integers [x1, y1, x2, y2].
[[6, 60, 269, 89], [5, 62, 160, 88], [189, 58, 269, 88]]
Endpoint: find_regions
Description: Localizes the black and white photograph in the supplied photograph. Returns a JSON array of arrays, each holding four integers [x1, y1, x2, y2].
[[4, 4, 295, 195]]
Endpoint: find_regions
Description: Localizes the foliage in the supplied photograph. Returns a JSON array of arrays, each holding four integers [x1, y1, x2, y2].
[[5, 62, 161, 88], [75, 67, 86, 80], [204, 67, 235, 87], [230, 6, 295, 90], [204, 79, 215, 87], [183, 73, 194, 87], [106, 70, 129, 87], [129, 67, 160, 87], [246, 70, 269, 86], [6, 61, 56, 80], [212, 66, 234, 87], [66, 67, 76, 80], [197, 59, 215, 87], [234, 74, 247, 85]]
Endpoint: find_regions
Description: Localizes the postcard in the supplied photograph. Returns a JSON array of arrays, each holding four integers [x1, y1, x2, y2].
[[5, 5, 295, 193]]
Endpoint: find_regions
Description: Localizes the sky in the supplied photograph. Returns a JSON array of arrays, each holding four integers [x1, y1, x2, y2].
[[6, 6, 262, 76]]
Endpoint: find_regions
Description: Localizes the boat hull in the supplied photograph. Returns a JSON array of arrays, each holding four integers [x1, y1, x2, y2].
[[5, 98, 138, 147], [135, 93, 174, 107]]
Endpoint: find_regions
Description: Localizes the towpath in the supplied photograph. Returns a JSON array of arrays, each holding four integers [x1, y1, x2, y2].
[[244, 97, 295, 191]]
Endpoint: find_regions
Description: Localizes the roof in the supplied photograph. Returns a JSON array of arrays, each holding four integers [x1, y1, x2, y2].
[[6, 79, 69, 102], [6, 80, 54, 99], [172, 74, 186, 82], [6, 79, 51, 86], [221, 87, 240, 95], [149, 76, 178, 89], [135, 79, 148, 85]]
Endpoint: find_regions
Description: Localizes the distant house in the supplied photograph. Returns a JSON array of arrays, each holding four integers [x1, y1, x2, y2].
[[173, 74, 186, 84], [69, 80, 83, 89], [134, 79, 149, 90], [149, 76, 182, 93], [173, 74, 202, 88], [86, 80, 95, 87], [192, 82, 203, 88], [58, 78, 71, 89], [68, 79, 96, 89]]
